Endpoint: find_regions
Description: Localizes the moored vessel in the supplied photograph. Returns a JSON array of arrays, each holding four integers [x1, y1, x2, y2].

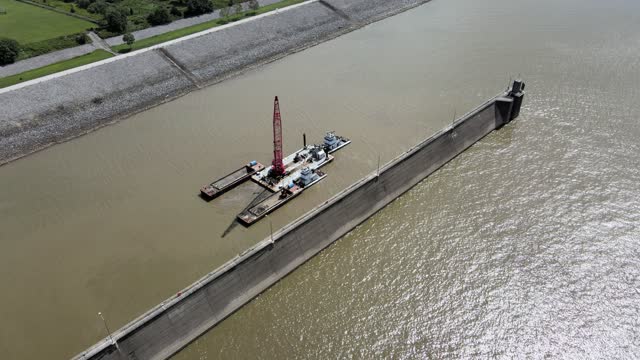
[[200, 161, 265, 200]]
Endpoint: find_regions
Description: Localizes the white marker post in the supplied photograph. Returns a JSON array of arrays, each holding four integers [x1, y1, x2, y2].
[[265, 214, 274, 245]]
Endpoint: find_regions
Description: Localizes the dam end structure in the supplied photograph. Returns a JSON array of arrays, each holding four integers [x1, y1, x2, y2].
[[74, 81, 525, 360], [0, 0, 433, 166]]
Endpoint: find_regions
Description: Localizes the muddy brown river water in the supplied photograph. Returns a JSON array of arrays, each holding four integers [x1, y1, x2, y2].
[[1, 0, 640, 358]]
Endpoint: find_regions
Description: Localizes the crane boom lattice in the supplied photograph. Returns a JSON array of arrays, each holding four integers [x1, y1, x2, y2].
[[271, 96, 285, 177]]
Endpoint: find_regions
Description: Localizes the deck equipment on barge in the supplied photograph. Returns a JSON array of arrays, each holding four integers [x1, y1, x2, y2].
[[251, 131, 351, 192], [238, 168, 327, 225], [251, 144, 333, 192], [198, 96, 350, 225]]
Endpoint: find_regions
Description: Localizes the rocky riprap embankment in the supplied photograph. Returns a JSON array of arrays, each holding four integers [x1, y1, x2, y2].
[[0, 0, 430, 166]]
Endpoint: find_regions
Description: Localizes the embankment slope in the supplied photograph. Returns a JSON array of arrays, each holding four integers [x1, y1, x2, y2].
[[0, 0, 431, 166]]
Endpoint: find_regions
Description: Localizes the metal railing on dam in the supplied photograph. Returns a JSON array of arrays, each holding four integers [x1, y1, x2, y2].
[[73, 81, 525, 360]]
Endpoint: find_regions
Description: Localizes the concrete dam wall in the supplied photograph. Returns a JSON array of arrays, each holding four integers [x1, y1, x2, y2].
[[73, 82, 525, 360], [0, 0, 431, 166]]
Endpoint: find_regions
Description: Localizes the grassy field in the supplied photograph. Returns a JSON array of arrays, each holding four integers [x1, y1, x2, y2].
[[0, 0, 93, 44], [0, 50, 113, 88], [113, 0, 304, 52]]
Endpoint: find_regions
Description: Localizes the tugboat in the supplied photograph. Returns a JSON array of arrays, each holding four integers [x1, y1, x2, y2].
[[322, 131, 351, 154], [295, 166, 323, 188]]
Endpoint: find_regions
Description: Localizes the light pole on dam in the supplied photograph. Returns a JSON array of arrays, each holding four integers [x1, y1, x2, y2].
[[98, 312, 120, 351]]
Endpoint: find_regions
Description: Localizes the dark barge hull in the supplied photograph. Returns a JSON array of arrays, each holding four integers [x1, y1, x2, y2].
[[237, 171, 327, 225], [200, 162, 265, 200]]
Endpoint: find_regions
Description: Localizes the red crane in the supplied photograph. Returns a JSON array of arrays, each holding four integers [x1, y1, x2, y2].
[[271, 96, 285, 177]]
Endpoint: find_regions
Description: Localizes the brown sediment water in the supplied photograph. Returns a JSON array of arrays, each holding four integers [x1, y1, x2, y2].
[[1, 0, 639, 358]]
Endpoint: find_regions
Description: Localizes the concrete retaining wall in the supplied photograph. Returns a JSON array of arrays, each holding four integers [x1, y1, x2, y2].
[[0, 0, 431, 166], [73, 84, 525, 360]]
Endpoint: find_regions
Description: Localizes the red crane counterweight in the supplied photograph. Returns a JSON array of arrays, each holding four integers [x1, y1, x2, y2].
[[271, 96, 285, 177]]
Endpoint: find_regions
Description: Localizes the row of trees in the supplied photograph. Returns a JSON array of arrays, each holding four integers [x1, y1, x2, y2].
[[119, 0, 258, 50], [64, 0, 260, 36], [145, 0, 260, 31], [105, 0, 258, 34]]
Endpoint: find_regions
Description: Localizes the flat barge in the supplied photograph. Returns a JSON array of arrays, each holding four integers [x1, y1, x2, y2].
[[200, 161, 265, 199], [238, 168, 327, 225]]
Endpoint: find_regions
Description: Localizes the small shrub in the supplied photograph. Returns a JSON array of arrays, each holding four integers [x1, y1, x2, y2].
[[0, 38, 20, 65], [147, 7, 171, 25], [96, 29, 118, 38], [77, 0, 91, 9], [70, 5, 76, 13], [122, 32, 135, 47], [170, 6, 181, 17], [87, 0, 107, 14], [185, 0, 213, 16], [75, 33, 89, 44], [219, 6, 229, 18], [105, 6, 128, 33], [248, 0, 258, 11]]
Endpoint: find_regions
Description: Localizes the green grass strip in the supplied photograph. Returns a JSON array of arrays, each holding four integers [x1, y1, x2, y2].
[[113, 0, 305, 53], [0, 50, 113, 89], [0, 0, 94, 43]]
